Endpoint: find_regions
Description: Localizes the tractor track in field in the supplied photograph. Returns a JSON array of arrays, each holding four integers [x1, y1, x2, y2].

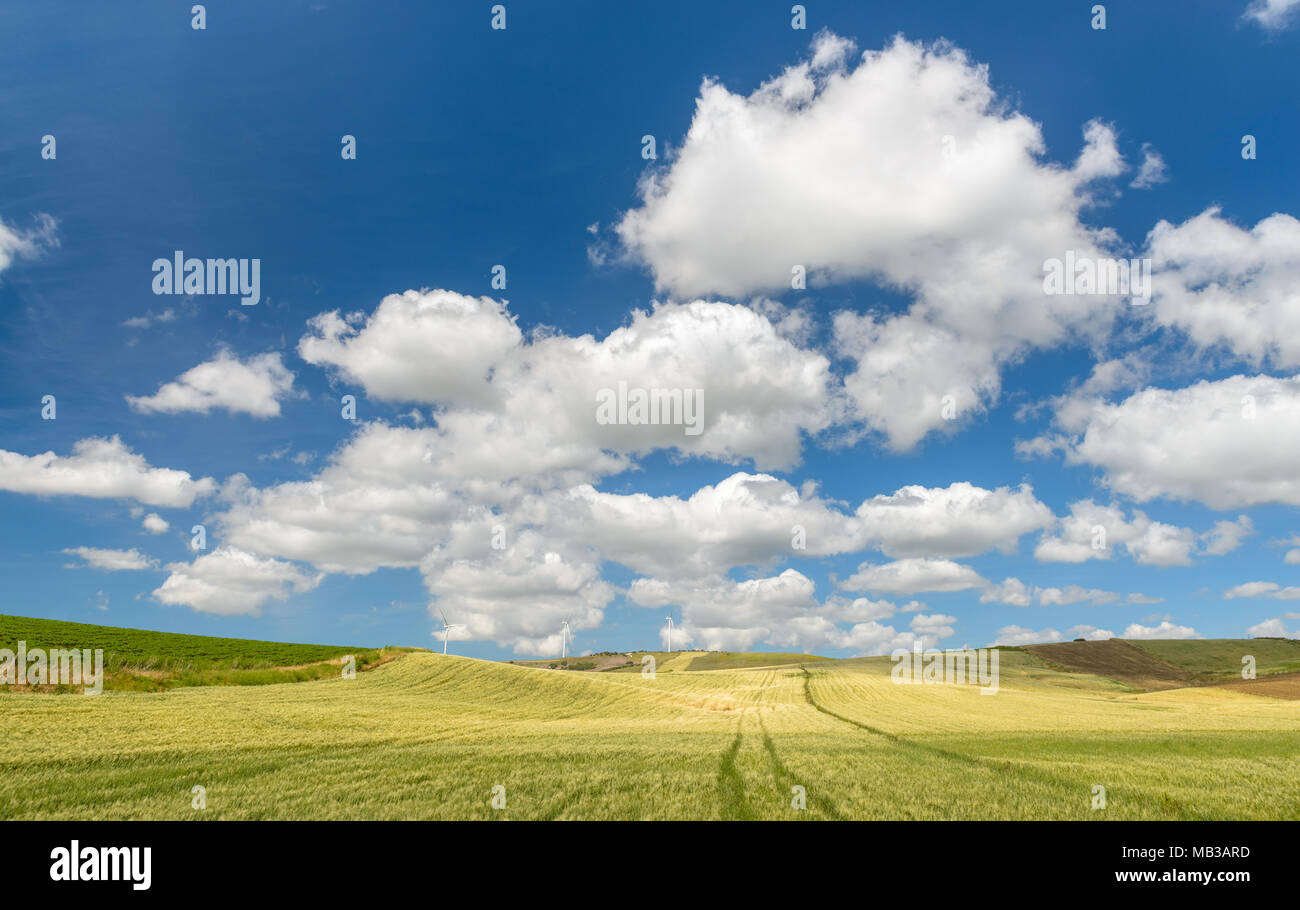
[[715, 706, 849, 820], [716, 723, 756, 820], [755, 714, 846, 820], [798, 666, 1203, 820]]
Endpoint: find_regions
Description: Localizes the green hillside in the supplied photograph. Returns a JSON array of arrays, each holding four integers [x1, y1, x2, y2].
[[1128, 637, 1300, 681], [0, 614, 399, 691]]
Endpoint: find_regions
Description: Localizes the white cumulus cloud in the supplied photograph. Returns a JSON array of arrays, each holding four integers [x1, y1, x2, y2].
[[0, 436, 215, 508], [153, 547, 323, 616], [128, 351, 296, 418]]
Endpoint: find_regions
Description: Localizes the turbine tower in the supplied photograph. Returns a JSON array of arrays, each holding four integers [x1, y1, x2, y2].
[[560, 619, 571, 661], [438, 610, 464, 655], [666, 616, 674, 652]]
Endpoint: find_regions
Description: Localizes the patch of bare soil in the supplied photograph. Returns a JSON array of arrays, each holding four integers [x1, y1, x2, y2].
[[1025, 639, 1195, 691], [1211, 672, 1300, 700]]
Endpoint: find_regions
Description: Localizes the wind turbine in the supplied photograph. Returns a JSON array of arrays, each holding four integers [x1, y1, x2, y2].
[[560, 619, 571, 661], [665, 616, 674, 652], [437, 610, 464, 655]]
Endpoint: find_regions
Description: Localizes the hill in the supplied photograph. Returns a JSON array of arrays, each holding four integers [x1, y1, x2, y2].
[[1024, 639, 1194, 690], [1128, 637, 1300, 680], [1025, 637, 1300, 696], [1, 643, 1296, 819], [0, 614, 401, 692]]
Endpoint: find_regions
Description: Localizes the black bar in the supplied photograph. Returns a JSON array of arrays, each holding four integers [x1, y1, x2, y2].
[[3, 820, 1283, 896]]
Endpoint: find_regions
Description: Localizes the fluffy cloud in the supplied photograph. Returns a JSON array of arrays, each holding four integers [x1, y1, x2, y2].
[[0, 436, 215, 507], [1246, 618, 1294, 638], [1033, 499, 1206, 566], [298, 290, 523, 408], [909, 612, 958, 640], [854, 482, 1052, 558], [302, 292, 835, 472], [543, 472, 862, 579], [840, 557, 985, 594], [1123, 620, 1199, 640], [153, 547, 323, 616], [1147, 209, 1300, 366], [1041, 376, 1300, 508], [1067, 625, 1114, 640], [616, 35, 1122, 301], [630, 570, 951, 654], [828, 595, 916, 623], [127, 351, 296, 418], [629, 569, 824, 652], [1201, 516, 1254, 556], [836, 614, 952, 656], [213, 443, 859, 635], [141, 513, 170, 534], [615, 34, 1131, 449], [539, 477, 1050, 580], [421, 529, 614, 657], [62, 546, 158, 571], [980, 577, 1034, 607], [217, 423, 471, 575]]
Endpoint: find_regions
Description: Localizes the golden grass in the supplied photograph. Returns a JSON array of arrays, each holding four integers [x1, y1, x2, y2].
[[1, 650, 1295, 819]]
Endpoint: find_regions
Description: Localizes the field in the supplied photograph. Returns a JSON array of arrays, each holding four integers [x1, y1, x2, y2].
[[1, 618, 1298, 820]]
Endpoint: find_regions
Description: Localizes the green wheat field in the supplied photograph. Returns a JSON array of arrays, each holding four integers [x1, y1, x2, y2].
[[2, 615, 1297, 820]]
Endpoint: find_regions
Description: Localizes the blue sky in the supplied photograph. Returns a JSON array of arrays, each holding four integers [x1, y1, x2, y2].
[[2, 0, 1299, 657]]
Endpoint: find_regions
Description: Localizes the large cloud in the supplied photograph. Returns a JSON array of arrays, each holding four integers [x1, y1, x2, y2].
[[1147, 209, 1300, 367], [1043, 375, 1300, 508], [615, 33, 1132, 449], [854, 482, 1052, 557], [536, 472, 863, 579], [301, 292, 836, 472], [1033, 500, 1248, 567], [537, 476, 1054, 580], [217, 424, 471, 575]]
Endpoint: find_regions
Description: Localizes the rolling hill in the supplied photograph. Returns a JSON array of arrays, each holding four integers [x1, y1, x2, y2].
[[0, 614, 400, 691], [1, 616, 1298, 819]]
